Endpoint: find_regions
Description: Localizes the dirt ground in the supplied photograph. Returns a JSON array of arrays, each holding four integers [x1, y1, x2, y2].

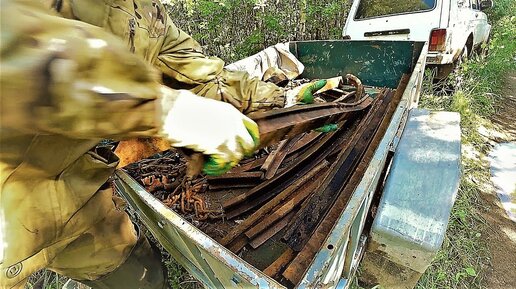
[[482, 71, 516, 289]]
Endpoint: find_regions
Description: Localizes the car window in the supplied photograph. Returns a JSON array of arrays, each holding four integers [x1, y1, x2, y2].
[[355, 0, 437, 19]]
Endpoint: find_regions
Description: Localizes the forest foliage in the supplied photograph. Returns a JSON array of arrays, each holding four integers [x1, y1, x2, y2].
[[164, 0, 351, 62]]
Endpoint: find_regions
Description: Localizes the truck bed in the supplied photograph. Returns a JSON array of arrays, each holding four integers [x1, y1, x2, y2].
[[114, 40, 427, 289]]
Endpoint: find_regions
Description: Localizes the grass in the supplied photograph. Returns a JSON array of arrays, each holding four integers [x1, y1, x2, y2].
[[414, 1, 516, 288]]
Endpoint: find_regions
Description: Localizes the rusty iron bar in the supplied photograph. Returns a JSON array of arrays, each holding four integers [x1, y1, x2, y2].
[[207, 171, 263, 190], [248, 96, 372, 150], [263, 248, 296, 278], [222, 102, 369, 213], [344, 74, 365, 102], [219, 160, 330, 246], [245, 172, 325, 239], [230, 132, 320, 176], [283, 89, 394, 252], [332, 91, 356, 103], [249, 212, 295, 249], [287, 131, 322, 156], [261, 134, 304, 180], [228, 156, 267, 173], [282, 76, 409, 284], [260, 140, 287, 175]]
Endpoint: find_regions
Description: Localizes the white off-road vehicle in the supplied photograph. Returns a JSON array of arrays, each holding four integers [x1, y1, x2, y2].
[[342, 0, 493, 78]]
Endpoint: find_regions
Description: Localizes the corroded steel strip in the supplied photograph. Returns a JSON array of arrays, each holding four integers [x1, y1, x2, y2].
[[249, 97, 372, 150], [249, 212, 295, 249], [262, 134, 304, 180], [207, 171, 263, 190], [283, 89, 393, 252], [245, 177, 323, 239], [219, 160, 330, 247], [228, 157, 267, 173]]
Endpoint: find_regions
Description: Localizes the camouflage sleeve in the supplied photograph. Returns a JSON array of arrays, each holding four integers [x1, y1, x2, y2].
[[155, 13, 285, 114], [0, 0, 165, 140]]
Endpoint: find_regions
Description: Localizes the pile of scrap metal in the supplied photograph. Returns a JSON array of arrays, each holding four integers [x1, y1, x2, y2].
[[122, 72, 407, 287]]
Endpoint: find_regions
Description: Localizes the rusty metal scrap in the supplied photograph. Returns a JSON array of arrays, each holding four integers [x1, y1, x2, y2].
[[263, 248, 296, 278], [249, 96, 372, 149], [222, 108, 366, 215], [283, 89, 394, 252], [244, 175, 324, 240], [344, 73, 365, 101], [207, 171, 263, 190], [282, 110, 389, 285], [260, 134, 303, 180], [228, 235, 248, 254], [125, 152, 224, 220], [281, 77, 409, 285], [219, 160, 330, 247], [260, 139, 288, 176], [222, 129, 340, 218], [228, 156, 267, 173], [249, 212, 295, 249]]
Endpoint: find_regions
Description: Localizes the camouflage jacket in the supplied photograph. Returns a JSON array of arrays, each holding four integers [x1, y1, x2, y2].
[[45, 0, 285, 113], [0, 0, 175, 284]]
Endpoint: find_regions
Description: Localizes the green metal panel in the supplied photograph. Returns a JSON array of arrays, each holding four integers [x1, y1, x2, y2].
[[289, 40, 423, 88]]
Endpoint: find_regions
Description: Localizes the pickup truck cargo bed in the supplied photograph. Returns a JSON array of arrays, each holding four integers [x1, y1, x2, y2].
[[114, 40, 428, 289]]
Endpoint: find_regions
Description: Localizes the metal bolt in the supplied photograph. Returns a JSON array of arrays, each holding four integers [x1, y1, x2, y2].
[[231, 274, 241, 285]]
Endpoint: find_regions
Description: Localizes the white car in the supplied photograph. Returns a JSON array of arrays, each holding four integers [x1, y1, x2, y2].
[[342, 0, 493, 78]]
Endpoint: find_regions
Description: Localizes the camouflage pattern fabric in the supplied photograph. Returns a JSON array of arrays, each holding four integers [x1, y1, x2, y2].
[[1, 1, 170, 287], [46, 0, 285, 113]]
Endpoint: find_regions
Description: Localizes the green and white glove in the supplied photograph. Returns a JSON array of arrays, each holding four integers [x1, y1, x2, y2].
[[159, 87, 260, 176], [284, 79, 327, 107]]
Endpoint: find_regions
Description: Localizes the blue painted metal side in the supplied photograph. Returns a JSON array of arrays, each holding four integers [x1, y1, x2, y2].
[[361, 109, 461, 289], [113, 171, 285, 289]]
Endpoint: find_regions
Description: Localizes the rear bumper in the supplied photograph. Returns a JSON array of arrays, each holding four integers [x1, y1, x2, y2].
[[426, 51, 454, 65]]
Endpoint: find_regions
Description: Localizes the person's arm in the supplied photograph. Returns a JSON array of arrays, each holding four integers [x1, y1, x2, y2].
[[1, 0, 161, 139], [155, 13, 285, 114], [1, 0, 258, 174]]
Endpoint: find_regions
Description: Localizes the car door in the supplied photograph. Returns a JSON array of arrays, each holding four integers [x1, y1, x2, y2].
[[454, 0, 474, 52]]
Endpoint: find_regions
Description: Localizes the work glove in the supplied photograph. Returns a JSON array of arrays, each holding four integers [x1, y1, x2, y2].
[[159, 88, 260, 176], [315, 123, 339, 133], [284, 79, 328, 107]]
